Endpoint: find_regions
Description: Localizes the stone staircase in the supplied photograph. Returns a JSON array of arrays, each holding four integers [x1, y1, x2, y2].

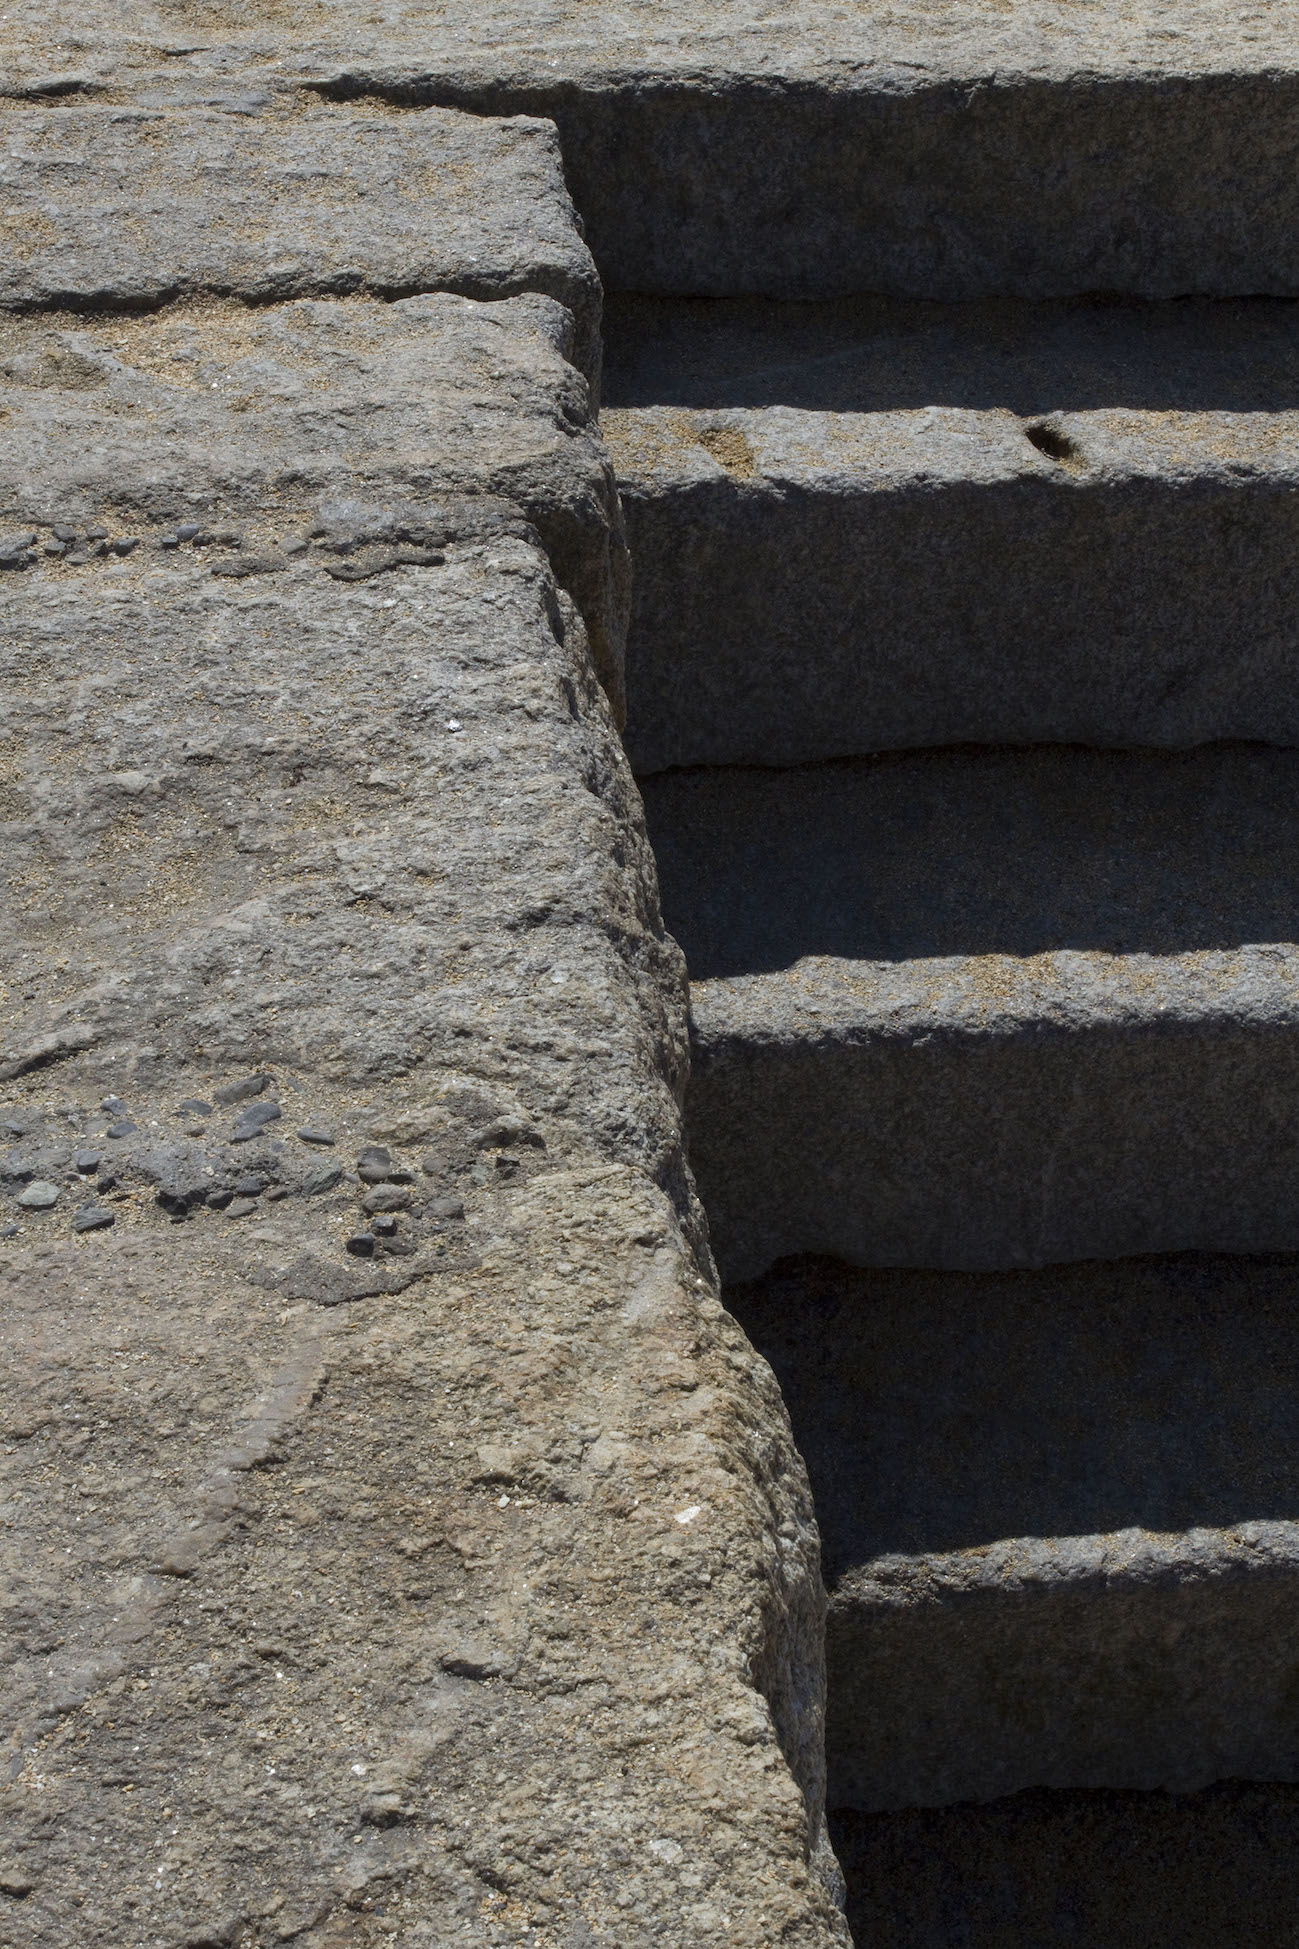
[[591, 23, 1299, 1935], [3, 5, 1298, 1942]]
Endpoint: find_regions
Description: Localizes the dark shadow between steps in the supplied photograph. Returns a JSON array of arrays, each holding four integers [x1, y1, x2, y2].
[[728, 1253, 1299, 1568], [603, 294, 1299, 415], [829, 1780, 1299, 1949], [641, 744, 1299, 978]]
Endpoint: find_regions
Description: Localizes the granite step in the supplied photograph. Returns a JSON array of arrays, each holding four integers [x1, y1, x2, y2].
[[604, 294, 1299, 771], [733, 1252, 1299, 1812], [304, 3, 1299, 304], [643, 744, 1299, 1278], [0, 97, 602, 387]]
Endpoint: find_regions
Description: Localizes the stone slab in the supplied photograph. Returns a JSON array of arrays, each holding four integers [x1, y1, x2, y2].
[[603, 296, 1299, 769], [5, 6, 1298, 303], [0, 536, 847, 1943], [0, 294, 627, 710], [735, 1253, 1299, 1810], [0, 99, 602, 385], [278, 1, 1299, 302], [643, 746, 1299, 1276]]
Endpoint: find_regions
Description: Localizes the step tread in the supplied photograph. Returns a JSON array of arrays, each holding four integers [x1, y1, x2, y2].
[[604, 294, 1299, 417], [734, 1251, 1299, 1808], [647, 750, 1299, 1273], [611, 301, 1299, 769], [0, 99, 600, 377]]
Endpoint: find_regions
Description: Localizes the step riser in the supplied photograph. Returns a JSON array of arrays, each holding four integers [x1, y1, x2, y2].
[[733, 1253, 1299, 1820], [691, 1020, 1299, 1277], [614, 430, 1299, 772], [318, 72, 1299, 302], [829, 1558, 1299, 1811]]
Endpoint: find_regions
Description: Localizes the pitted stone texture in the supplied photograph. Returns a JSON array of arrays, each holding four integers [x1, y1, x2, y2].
[[736, 1253, 1299, 1811], [0, 99, 602, 385], [0, 1164, 845, 1947], [0, 537, 843, 1939], [6, 4, 1299, 302], [604, 296, 1299, 768], [645, 746, 1299, 1276], [0, 295, 627, 709], [0, 540, 678, 1194]]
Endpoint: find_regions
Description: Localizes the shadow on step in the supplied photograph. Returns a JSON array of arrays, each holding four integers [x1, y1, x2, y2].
[[729, 1253, 1299, 1558], [731, 1255, 1299, 1812], [642, 745, 1299, 977], [830, 1781, 1299, 1949], [603, 294, 1299, 416]]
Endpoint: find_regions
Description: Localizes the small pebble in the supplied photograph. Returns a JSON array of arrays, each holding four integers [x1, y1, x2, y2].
[[346, 1232, 377, 1257], [111, 537, 139, 556], [265, 1184, 289, 1203], [232, 1102, 280, 1142], [178, 1098, 213, 1116], [305, 1165, 342, 1196], [235, 1175, 264, 1198], [74, 1150, 101, 1174], [17, 1180, 60, 1209], [426, 1195, 466, 1222], [175, 523, 200, 542], [226, 1196, 258, 1218], [3, 1117, 29, 1136], [44, 540, 65, 557], [73, 1204, 115, 1233], [215, 1074, 271, 1106], [298, 1127, 335, 1146], [362, 1184, 410, 1214], [101, 1095, 127, 1113], [52, 524, 78, 543], [0, 1222, 18, 1239], [95, 1172, 118, 1193], [206, 1188, 233, 1210], [357, 1145, 393, 1184], [158, 533, 181, 550], [65, 549, 91, 565], [106, 1119, 137, 1139], [371, 1213, 398, 1238], [85, 525, 108, 541]]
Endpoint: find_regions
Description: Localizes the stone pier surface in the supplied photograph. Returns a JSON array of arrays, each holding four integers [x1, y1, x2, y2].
[[645, 748, 1299, 1278], [0, 79, 846, 1949]]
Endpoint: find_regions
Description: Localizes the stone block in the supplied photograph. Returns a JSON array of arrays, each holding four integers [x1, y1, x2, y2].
[[0, 99, 601, 384]]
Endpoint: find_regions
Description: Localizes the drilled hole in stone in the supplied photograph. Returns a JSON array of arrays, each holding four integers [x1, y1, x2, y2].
[[1024, 419, 1080, 461]]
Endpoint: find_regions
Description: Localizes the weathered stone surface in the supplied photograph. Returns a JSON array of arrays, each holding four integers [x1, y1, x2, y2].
[[736, 1253, 1299, 1811], [645, 746, 1299, 1276], [0, 540, 677, 1203], [0, 538, 844, 1940], [0, 98, 602, 384], [6, 4, 1298, 302], [604, 294, 1299, 769], [0, 293, 628, 711], [280, 2, 1299, 301]]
